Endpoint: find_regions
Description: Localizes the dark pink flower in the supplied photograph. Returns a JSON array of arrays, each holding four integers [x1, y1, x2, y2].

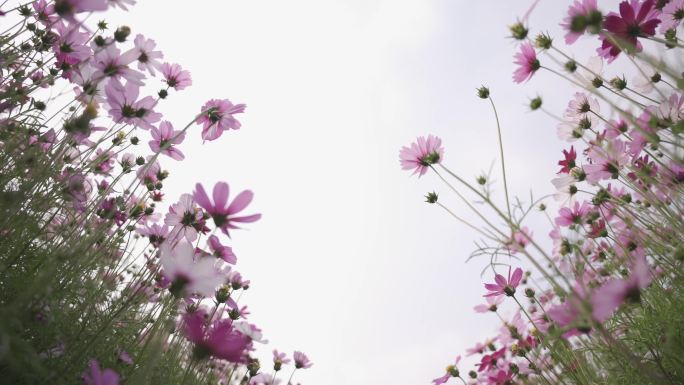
[[82, 359, 119, 385], [161, 63, 192, 90], [558, 146, 577, 174], [399, 135, 444, 177], [561, 0, 601, 44], [182, 310, 251, 362], [197, 99, 246, 141], [484, 267, 523, 298], [512, 42, 539, 83], [598, 0, 661, 62], [193, 182, 261, 236], [293, 350, 313, 369], [208, 235, 237, 264], [149, 121, 185, 160]]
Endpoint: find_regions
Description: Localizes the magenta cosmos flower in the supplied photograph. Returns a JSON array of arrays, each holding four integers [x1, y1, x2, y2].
[[598, 0, 661, 62], [149, 121, 185, 160], [513, 42, 540, 83], [193, 182, 261, 236], [82, 359, 119, 385], [197, 99, 246, 141], [561, 0, 602, 44], [293, 350, 313, 369], [161, 63, 192, 90], [182, 310, 251, 362], [399, 135, 444, 177], [484, 267, 523, 297]]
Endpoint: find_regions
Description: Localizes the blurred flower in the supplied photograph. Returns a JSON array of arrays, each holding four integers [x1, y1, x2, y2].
[[82, 359, 119, 385], [598, 0, 661, 62], [182, 310, 251, 362], [293, 351, 313, 369], [160, 241, 223, 298]]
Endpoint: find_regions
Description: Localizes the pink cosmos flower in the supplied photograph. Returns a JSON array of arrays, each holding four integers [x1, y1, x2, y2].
[[149, 121, 185, 160], [512, 42, 540, 83], [273, 349, 292, 367], [33, 0, 57, 25], [93, 45, 144, 86], [477, 347, 506, 372], [561, 0, 600, 44], [584, 139, 630, 182], [484, 267, 523, 298], [126, 34, 164, 75], [54, 0, 108, 21], [53, 21, 91, 66], [293, 351, 313, 369], [591, 256, 652, 322], [182, 309, 251, 362], [193, 182, 261, 236], [505, 227, 533, 254], [137, 223, 169, 247], [432, 356, 461, 385], [165, 193, 206, 242], [159, 241, 224, 298], [161, 63, 192, 90], [399, 135, 444, 177], [105, 78, 161, 130], [197, 99, 246, 141], [598, 0, 661, 62], [82, 359, 119, 385], [473, 295, 504, 313], [659, 0, 684, 33], [208, 235, 237, 264], [564, 92, 600, 123], [118, 350, 133, 365], [555, 201, 592, 227]]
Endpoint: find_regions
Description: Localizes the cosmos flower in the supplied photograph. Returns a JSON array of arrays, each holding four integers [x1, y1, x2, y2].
[[399, 135, 444, 177], [159, 241, 224, 298], [512, 42, 540, 83], [193, 182, 261, 236], [561, 0, 601, 44], [197, 99, 246, 141], [598, 0, 661, 62], [105, 78, 161, 130], [293, 351, 313, 369], [182, 309, 251, 362], [484, 267, 524, 298], [82, 359, 119, 385], [161, 63, 192, 90], [149, 120, 185, 160]]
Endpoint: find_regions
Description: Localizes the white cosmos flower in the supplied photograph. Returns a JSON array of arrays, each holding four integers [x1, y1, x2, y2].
[[160, 241, 223, 298]]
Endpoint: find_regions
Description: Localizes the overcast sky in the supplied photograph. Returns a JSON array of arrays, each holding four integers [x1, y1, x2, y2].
[[106, 1, 622, 384]]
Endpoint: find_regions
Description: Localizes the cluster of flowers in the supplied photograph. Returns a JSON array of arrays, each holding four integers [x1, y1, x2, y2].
[[0, 1, 309, 385], [402, 1, 684, 384]]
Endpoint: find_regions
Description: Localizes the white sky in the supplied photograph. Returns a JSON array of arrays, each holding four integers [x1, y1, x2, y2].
[[103, 1, 627, 384]]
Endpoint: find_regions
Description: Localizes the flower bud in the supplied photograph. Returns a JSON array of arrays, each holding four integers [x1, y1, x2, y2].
[[529, 96, 542, 111], [158, 89, 168, 99], [534, 33, 552, 49], [524, 288, 535, 298], [136, 156, 145, 165], [114, 26, 131, 42], [565, 60, 577, 73], [477, 86, 490, 99], [509, 22, 528, 40], [425, 192, 438, 204], [610, 76, 627, 90]]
